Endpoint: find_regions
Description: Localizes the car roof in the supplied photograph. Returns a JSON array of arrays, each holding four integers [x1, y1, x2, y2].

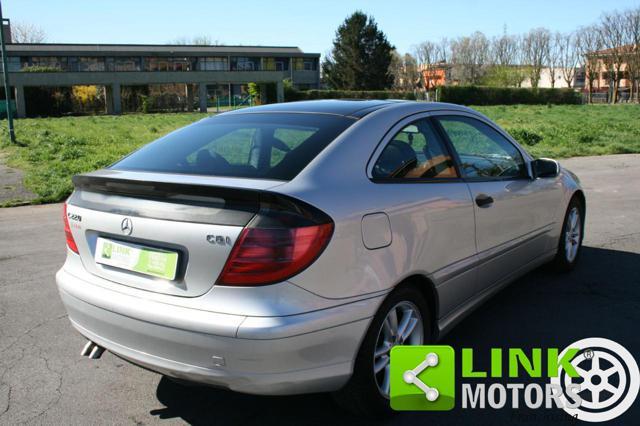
[[222, 99, 481, 119], [222, 99, 402, 118]]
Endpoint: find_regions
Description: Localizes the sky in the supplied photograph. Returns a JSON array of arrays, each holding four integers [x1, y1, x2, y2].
[[4, 0, 639, 56]]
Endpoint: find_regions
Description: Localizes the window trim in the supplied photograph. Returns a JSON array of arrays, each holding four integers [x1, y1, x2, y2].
[[430, 112, 534, 182], [367, 113, 463, 183]]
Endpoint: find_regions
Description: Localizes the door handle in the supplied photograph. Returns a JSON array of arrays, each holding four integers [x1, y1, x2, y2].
[[475, 194, 494, 208]]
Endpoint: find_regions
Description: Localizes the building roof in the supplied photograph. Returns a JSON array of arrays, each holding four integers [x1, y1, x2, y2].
[[587, 44, 638, 56], [6, 43, 319, 57]]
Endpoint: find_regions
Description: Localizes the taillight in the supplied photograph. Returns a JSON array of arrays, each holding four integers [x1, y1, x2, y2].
[[217, 195, 334, 286], [63, 203, 79, 254]]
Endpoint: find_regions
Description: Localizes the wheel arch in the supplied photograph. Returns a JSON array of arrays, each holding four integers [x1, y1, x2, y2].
[[572, 189, 586, 213], [392, 274, 440, 340]]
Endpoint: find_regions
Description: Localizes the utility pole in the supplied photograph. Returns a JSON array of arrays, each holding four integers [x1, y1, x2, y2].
[[0, 1, 16, 143]]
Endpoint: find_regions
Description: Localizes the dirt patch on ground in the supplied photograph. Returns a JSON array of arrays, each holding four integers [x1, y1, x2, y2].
[[0, 153, 36, 206]]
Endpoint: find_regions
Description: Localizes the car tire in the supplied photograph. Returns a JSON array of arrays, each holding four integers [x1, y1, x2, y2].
[[554, 196, 585, 272], [333, 284, 432, 417]]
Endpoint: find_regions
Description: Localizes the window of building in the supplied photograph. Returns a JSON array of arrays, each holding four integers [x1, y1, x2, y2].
[[146, 57, 169, 71], [29, 56, 68, 70], [197, 57, 228, 71], [372, 119, 458, 179], [292, 57, 317, 71], [231, 57, 260, 71], [4, 57, 21, 72], [170, 57, 193, 71], [263, 57, 289, 71], [108, 57, 142, 72], [77, 57, 106, 72], [435, 115, 526, 180], [145, 57, 192, 71]]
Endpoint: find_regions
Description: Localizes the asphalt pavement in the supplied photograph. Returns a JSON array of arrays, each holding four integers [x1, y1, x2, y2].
[[0, 154, 639, 425]]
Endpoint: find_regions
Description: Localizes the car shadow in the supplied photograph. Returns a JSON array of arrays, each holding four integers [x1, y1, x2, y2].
[[151, 246, 640, 425]]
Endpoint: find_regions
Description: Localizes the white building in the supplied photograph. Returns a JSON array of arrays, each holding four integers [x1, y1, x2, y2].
[[521, 67, 580, 89]]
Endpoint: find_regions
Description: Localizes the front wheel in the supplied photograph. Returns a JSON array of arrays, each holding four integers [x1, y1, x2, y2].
[[554, 196, 584, 271], [333, 285, 431, 417]]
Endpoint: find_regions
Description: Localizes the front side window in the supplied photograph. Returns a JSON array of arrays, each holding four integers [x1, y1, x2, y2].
[[436, 116, 526, 180], [372, 119, 457, 179], [112, 113, 355, 181]]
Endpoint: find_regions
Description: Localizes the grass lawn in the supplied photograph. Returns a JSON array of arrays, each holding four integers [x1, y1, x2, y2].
[[475, 104, 640, 159], [0, 104, 639, 206]]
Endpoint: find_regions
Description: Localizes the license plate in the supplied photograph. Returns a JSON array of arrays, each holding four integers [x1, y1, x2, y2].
[[95, 237, 178, 280]]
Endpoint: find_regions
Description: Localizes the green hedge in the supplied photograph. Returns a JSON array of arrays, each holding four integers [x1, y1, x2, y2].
[[284, 86, 581, 105], [438, 86, 582, 105], [285, 89, 417, 102]]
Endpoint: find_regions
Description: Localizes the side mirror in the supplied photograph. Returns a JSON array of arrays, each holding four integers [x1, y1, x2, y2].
[[531, 158, 560, 179]]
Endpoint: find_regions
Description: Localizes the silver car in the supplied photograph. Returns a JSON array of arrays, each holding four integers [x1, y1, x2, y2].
[[57, 100, 585, 415]]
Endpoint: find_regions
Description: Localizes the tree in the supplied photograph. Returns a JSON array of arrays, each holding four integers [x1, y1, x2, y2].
[[578, 25, 604, 103], [450, 31, 489, 84], [599, 11, 626, 103], [390, 51, 420, 91], [523, 28, 551, 89], [171, 35, 222, 46], [484, 28, 522, 87], [491, 27, 518, 66], [10, 21, 47, 43], [557, 31, 581, 88], [413, 40, 444, 90], [623, 7, 640, 101], [548, 33, 562, 88], [322, 12, 395, 90]]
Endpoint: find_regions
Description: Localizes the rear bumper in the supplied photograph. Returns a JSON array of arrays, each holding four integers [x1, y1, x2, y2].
[[56, 267, 380, 395]]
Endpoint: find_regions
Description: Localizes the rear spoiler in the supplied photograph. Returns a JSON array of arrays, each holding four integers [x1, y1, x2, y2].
[[69, 174, 328, 228], [70, 174, 260, 226]]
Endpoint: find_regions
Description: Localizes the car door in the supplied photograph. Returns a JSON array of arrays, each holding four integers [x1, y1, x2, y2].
[[432, 113, 560, 292], [368, 115, 477, 318]]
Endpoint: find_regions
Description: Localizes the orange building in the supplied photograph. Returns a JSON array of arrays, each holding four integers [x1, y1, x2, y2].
[[419, 62, 451, 90], [585, 44, 638, 100]]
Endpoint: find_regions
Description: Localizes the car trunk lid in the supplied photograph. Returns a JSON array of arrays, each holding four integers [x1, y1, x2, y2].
[[65, 170, 284, 297]]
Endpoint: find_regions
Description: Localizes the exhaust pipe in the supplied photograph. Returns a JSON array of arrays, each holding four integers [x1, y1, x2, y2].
[[81, 340, 105, 359]]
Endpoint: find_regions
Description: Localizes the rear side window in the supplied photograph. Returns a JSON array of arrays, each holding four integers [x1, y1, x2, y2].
[[372, 118, 458, 179], [112, 113, 355, 180]]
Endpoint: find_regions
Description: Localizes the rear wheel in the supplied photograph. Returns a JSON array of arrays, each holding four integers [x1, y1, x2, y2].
[[554, 197, 584, 271], [333, 285, 431, 417]]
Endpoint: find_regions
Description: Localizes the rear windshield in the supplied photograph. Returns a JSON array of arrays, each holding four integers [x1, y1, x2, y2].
[[111, 113, 356, 180]]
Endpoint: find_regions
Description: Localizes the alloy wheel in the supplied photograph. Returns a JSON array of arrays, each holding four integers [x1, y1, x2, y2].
[[373, 301, 424, 398], [565, 206, 581, 263]]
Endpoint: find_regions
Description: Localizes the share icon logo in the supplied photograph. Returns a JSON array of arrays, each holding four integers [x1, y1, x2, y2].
[[402, 352, 440, 401], [390, 346, 455, 411]]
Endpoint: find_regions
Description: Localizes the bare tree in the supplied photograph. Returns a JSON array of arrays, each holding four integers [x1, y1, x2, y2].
[[413, 41, 440, 90], [578, 25, 604, 103], [623, 7, 640, 102], [171, 35, 222, 46], [557, 31, 581, 88], [599, 11, 626, 103], [491, 27, 518, 66], [438, 38, 450, 64], [548, 33, 563, 87], [522, 28, 551, 89], [10, 21, 47, 43], [450, 31, 489, 84], [390, 51, 420, 91], [484, 28, 521, 87]]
